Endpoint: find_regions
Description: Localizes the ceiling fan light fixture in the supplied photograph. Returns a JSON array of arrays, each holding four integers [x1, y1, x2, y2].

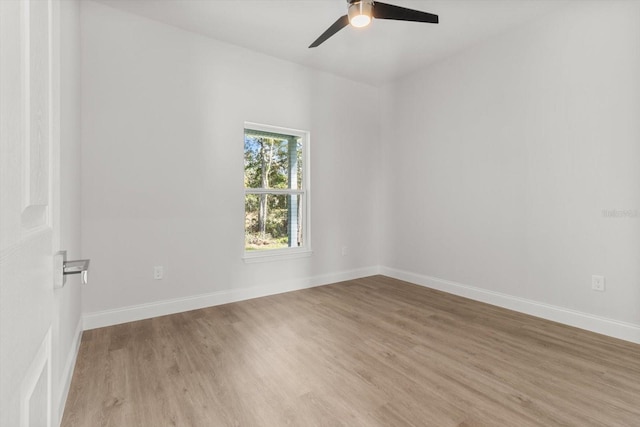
[[348, 0, 373, 28], [309, 0, 438, 48]]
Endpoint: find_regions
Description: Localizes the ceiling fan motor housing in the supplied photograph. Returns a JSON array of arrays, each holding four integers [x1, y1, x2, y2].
[[348, 0, 374, 27]]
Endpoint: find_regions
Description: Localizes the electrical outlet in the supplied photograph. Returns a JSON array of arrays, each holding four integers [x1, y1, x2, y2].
[[154, 266, 164, 280], [591, 275, 605, 292], [341, 246, 348, 256]]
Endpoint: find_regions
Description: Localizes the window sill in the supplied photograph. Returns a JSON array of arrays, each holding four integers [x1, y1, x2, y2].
[[242, 248, 313, 263]]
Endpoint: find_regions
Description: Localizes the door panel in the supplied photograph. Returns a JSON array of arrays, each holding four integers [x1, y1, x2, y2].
[[1, 0, 59, 426], [22, 0, 51, 230]]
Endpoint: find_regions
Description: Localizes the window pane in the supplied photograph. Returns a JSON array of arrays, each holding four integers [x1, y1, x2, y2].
[[245, 193, 302, 251], [244, 131, 302, 190]]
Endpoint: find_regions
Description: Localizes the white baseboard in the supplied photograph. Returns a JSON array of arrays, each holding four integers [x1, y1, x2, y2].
[[82, 264, 640, 344], [83, 266, 381, 330], [56, 318, 83, 426], [380, 266, 640, 345]]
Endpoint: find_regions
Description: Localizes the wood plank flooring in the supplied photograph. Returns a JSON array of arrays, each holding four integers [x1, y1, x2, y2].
[[62, 276, 640, 426]]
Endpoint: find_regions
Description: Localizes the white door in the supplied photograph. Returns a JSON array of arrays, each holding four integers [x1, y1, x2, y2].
[[1, 0, 62, 425]]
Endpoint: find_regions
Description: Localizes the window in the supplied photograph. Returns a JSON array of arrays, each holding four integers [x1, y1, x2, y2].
[[243, 123, 310, 260]]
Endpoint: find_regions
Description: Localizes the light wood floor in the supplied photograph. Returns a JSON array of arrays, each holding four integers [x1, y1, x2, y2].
[[62, 276, 640, 426]]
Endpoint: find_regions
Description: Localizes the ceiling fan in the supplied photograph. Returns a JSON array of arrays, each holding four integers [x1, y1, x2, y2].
[[309, 0, 439, 48]]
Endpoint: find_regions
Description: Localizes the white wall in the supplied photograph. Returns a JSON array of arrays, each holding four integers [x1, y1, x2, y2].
[[80, 1, 639, 342], [380, 1, 640, 329], [80, 1, 380, 323]]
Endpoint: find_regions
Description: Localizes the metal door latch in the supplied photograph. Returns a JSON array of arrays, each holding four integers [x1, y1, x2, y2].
[[54, 250, 90, 288]]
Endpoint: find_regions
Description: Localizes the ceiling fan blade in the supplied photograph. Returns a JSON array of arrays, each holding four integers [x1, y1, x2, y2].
[[309, 15, 350, 48], [373, 2, 439, 24]]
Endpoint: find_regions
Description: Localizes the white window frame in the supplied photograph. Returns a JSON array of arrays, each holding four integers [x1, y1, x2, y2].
[[242, 122, 311, 262]]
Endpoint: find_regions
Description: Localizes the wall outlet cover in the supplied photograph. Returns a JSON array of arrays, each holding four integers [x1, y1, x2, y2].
[[591, 275, 605, 292]]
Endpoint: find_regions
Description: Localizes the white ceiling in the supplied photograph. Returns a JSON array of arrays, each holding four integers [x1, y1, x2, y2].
[[94, 0, 567, 86]]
